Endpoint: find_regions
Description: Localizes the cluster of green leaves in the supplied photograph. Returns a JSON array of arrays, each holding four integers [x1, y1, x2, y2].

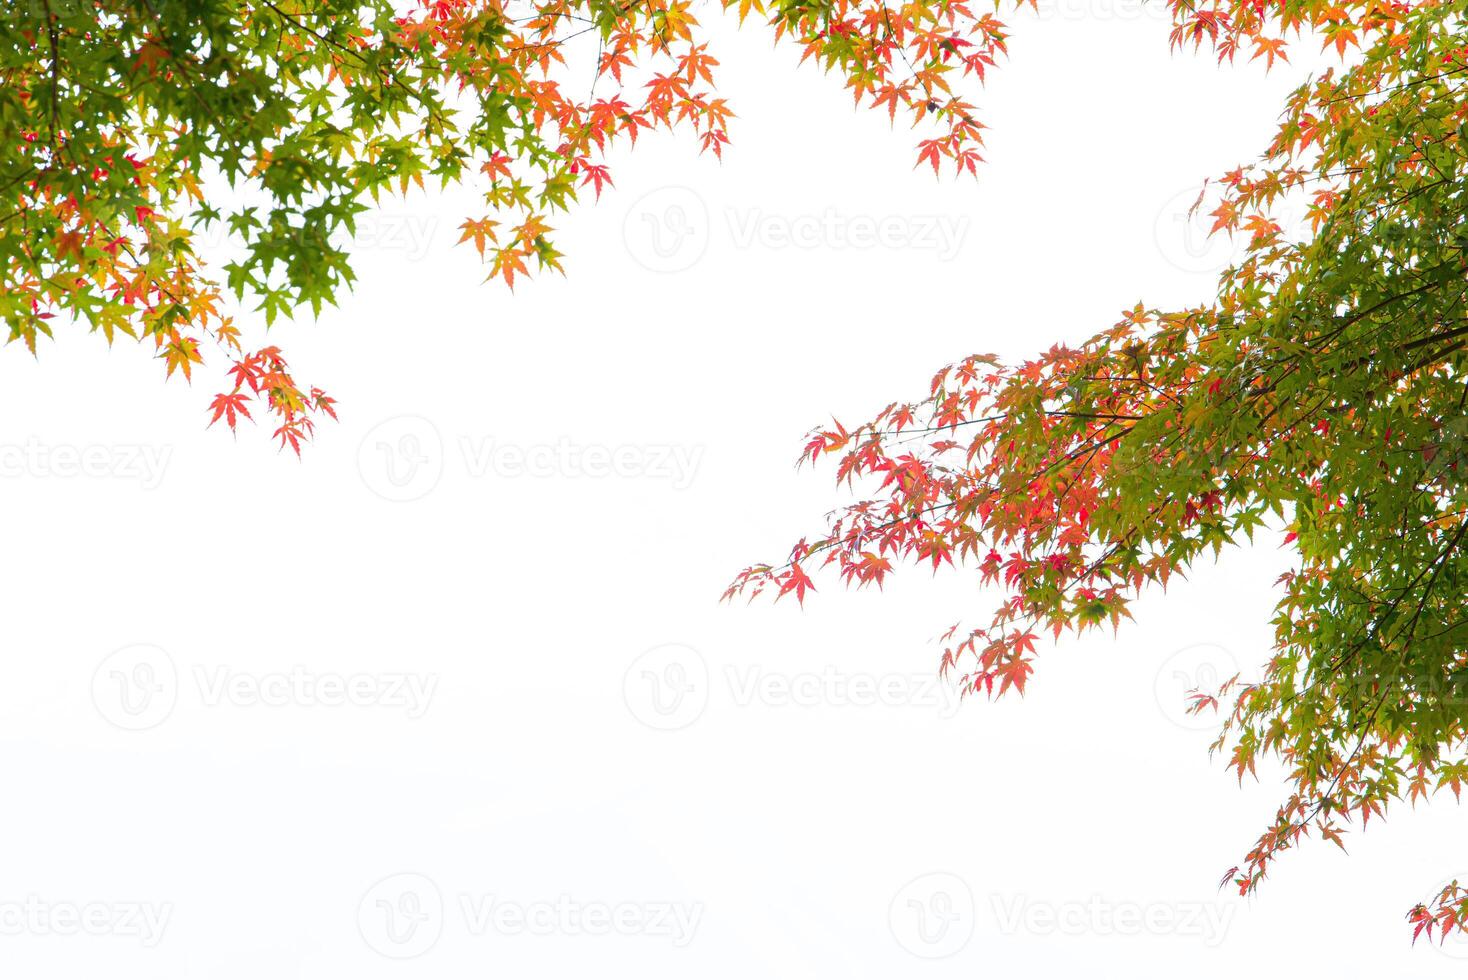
[[3, 0, 455, 444], [1, 0, 728, 443], [4, 0, 432, 330]]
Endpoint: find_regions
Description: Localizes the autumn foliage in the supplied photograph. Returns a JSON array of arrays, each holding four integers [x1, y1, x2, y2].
[[3, 0, 999, 449], [718, 0, 1468, 944], [6, 0, 1468, 943]]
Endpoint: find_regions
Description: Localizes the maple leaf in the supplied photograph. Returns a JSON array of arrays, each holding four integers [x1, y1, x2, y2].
[[207, 392, 253, 430], [489, 246, 530, 289], [995, 657, 1033, 696], [160, 333, 203, 382], [457, 218, 500, 257], [132, 38, 171, 74], [54, 229, 86, 264], [776, 564, 816, 605], [578, 164, 614, 200], [273, 420, 309, 457], [915, 139, 945, 176], [311, 388, 339, 421], [1250, 36, 1289, 69]]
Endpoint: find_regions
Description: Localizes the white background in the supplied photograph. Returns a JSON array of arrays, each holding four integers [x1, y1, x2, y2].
[[2, 5, 1465, 977]]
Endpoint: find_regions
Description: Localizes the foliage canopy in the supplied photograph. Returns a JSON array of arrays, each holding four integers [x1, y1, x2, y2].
[[726, 0, 1468, 941], [6, 0, 1468, 941], [2, 0, 994, 448]]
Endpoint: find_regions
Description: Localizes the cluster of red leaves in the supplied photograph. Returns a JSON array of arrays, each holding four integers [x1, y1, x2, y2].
[[1410, 881, 1468, 946], [723, 309, 1206, 702], [394, 0, 735, 289], [208, 346, 337, 456], [404, 0, 1015, 292]]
